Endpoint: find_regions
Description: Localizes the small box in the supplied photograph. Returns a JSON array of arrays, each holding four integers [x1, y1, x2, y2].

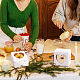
[[11, 51, 29, 68], [19, 33, 29, 45], [1, 64, 11, 72], [54, 48, 71, 67], [60, 31, 69, 40], [1, 60, 11, 72]]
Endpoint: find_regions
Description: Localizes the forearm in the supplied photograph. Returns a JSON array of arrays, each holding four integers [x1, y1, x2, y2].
[[52, 0, 66, 24], [1, 25, 16, 40], [29, 24, 39, 45], [71, 25, 80, 35]]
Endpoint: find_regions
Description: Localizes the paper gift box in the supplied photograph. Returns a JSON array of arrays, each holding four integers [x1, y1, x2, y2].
[[1, 60, 11, 72], [54, 48, 71, 67], [60, 31, 69, 40], [11, 51, 29, 68], [19, 33, 29, 45]]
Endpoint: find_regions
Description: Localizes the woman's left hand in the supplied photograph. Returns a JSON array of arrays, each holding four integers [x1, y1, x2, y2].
[[63, 30, 73, 42], [24, 42, 33, 52]]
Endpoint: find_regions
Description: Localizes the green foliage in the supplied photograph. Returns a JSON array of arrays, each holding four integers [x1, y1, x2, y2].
[[0, 58, 77, 80]]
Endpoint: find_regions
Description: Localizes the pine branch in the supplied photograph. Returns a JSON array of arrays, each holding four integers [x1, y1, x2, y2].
[[0, 58, 78, 80]]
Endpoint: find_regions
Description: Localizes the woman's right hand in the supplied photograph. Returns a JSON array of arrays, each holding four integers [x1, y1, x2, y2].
[[53, 20, 63, 29], [13, 34, 24, 42]]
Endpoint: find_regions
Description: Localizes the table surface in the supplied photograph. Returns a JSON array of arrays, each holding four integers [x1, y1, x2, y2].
[[0, 39, 80, 80]]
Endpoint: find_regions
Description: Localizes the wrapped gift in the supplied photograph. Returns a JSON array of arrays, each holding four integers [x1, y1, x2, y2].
[[19, 33, 29, 45], [60, 31, 69, 40], [11, 51, 29, 68], [1, 60, 11, 72], [54, 48, 71, 67]]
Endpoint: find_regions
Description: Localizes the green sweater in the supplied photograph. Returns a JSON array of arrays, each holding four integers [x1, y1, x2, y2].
[[1, 0, 39, 45]]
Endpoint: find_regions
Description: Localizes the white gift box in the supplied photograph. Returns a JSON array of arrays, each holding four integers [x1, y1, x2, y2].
[[11, 51, 29, 68], [54, 48, 71, 67], [19, 33, 29, 45], [60, 31, 69, 40]]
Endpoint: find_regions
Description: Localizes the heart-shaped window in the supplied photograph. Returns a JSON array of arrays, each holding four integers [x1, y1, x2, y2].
[[14, 53, 24, 59], [56, 54, 66, 64]]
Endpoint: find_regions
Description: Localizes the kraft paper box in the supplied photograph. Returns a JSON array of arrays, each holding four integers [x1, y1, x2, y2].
[[11, 51, 29, 68], [54, 48, 71, 67]]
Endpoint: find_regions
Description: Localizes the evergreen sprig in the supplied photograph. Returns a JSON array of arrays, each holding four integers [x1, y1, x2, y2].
[[76, 65, 80, 76], [0, 58, 77, 80]]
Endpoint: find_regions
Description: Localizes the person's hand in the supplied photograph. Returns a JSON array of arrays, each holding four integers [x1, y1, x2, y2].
[[13, 34, 24, 42], [24, 42, 33, 52], [63, 30, 73, 42], [53, 20, 63, 29]]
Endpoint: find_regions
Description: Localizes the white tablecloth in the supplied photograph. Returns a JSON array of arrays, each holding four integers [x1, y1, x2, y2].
[[0, 72, 80, 80]]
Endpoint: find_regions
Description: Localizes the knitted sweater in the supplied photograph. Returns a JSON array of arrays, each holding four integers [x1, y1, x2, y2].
[[1, 0, 39, 45], [52, 0, 80, 36]]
